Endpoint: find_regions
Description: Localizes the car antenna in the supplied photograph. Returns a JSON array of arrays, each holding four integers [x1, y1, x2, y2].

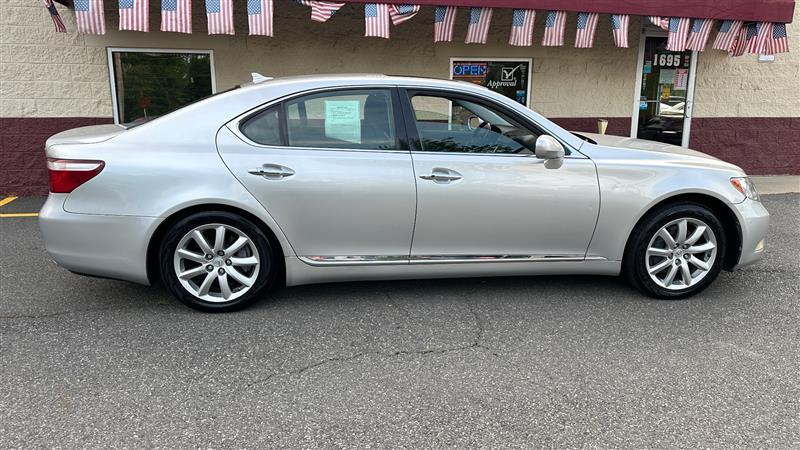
[[251, 73, 273, 84]]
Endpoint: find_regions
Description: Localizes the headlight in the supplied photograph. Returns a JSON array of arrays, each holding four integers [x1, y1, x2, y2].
[[730, 177, 760, 201]]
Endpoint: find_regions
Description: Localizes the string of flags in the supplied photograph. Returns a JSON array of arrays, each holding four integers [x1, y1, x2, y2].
[[41, 1, 790, 55]]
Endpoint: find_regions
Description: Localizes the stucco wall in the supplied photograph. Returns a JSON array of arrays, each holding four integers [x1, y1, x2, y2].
[[2, 3, 797, 119], [3, 3, 636, 120]]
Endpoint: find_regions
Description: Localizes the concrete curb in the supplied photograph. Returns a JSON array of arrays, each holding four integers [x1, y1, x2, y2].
[[750, 176, 800, 195]]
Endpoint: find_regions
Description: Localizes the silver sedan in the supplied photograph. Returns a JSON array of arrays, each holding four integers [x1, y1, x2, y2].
[[39, 74, 769, 312]]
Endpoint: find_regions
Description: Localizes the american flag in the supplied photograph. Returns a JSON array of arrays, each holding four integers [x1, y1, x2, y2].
[[685, 18, 714, 51], [508, 9, 535, 46], [296, 1, 345, 23], [389, 4, 420, 26], [433, 5, 456, 42], [42, 0, 67, 32], [712, 20, 743, 51], [365, 3, 390, 39], [206, 0, 233, 34], [649, 16, 669, 30], [541, 11, 566, 46], [248, 0, 273, 35], [611, 14, 629, 48], [74, 0, 106, 34], [666, 17, 690, 51], [161, 0, 192, 33], [747, 22, 773, 54], [464, 7, 492, 44], [574, 12, 598, 48], [765, 23, 789, 54], [729, 23, 748, 56]]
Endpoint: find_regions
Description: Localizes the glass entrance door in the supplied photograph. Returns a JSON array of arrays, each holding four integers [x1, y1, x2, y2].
[[634, 36, 696, 146]]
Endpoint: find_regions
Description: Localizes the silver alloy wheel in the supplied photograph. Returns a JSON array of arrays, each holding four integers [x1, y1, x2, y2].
[[173, 223, 260, 302], [645, 217, 717, 291]]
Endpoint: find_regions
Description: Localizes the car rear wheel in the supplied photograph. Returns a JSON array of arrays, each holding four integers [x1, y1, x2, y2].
[[625, 203, 726, 299], [159, 212, 276, 312]]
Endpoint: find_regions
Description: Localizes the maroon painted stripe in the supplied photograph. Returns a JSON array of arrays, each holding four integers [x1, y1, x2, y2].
[[1, 116, 798, 195]]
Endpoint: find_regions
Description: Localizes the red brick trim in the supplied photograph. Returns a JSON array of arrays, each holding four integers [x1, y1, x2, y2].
[[1, 117, 114, 196], [689, 118, 800, 176], [1, 116, 797, 195]]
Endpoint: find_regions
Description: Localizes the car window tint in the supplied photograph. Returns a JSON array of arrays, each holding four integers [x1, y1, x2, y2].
[[285, 89, 397, 150], [240, 105, 282, 145], [410, 94, 539, 154]]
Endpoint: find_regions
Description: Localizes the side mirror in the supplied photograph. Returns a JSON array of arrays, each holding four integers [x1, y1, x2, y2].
[[535, 135, 565, 169], [535, 135, 565, 160]]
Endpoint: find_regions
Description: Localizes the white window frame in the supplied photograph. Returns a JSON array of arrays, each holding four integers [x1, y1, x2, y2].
[[106, 47, 217, 125], [449, 57, 534, 108], [630, 30, 698, 148]]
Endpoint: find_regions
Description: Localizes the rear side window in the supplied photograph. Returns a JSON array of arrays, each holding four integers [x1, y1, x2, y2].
[[284, 89, 397, 150], [240, 106, 282, 145]]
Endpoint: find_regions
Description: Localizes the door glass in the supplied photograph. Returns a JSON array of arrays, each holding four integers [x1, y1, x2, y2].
[[637, 36, 692, 146], [409, 94, 539, 154], [284, 89, 396, 150]]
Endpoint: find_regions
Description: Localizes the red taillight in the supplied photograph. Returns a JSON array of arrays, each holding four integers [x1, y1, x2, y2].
[[46, 158, 105, 193]]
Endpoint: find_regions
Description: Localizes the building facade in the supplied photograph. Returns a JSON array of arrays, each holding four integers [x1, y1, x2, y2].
[[1, 1, 798, 195]]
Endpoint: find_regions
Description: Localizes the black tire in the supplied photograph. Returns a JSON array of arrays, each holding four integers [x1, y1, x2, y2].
[[624, 202, 726, 300], [159, 211, 277, 312]]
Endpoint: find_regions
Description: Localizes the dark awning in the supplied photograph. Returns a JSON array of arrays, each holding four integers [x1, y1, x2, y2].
[[343, 0, 796, 23]]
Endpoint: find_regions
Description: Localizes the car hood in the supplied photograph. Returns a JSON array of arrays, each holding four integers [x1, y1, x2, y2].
[[578, 132, 720, 160], [46, 124, 126, 147]]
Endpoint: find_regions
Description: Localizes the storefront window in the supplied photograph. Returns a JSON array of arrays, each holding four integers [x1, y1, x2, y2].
[[109, 49, 214, 126]]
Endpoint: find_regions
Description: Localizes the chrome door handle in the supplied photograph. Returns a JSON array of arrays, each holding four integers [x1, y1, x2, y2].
[[419, 168, 462, 183], [248, 164, 295, 179]]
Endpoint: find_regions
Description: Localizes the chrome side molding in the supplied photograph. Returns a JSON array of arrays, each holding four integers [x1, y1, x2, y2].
[[299, 254, 607, 266]]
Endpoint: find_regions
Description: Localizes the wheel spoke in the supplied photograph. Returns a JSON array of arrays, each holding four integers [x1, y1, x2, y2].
[[192, 230, 213, 255], [648, 259, 672, 275], [676, 219, 688, 244], [227, 267, 254, 287], [225, 236, 249, 256], [685, 225, 707, 246], [647, 247, 671, 257], [688, 256, 710, 271], [219, 274, 233, 300], [179, 265, 207, 280], [687, 242, 715, 254], [662, 264, 679, 286], [658, 227, 677, 248], [213, 225, 226, 252], [680, 263, 693, 286], [230, 256, 258, 266], [177, 249, 206, 264], [197, 272, 216, 296]]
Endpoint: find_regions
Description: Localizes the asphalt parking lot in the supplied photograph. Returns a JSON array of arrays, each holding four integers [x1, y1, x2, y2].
[[1, 194, 798, 447]]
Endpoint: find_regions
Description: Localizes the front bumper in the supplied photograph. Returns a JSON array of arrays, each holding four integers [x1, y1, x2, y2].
[[38, 194, 158, 285], [732, 198, 770, 269]]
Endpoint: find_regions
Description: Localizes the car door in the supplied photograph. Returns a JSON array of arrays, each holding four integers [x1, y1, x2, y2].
[[217, 87, 417, 261], [401, 89, 600, 260]]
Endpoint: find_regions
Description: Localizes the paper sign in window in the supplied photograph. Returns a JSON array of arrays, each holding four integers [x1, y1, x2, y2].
[[325, 100, 361, 144]]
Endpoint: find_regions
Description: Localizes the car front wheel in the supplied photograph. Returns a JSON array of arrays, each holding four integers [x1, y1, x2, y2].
[[159, 212, 276, 312], [625, 203, 726, 299]]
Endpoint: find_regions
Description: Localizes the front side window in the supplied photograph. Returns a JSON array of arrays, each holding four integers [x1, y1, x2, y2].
[[284, 89, 397, 150], [410, 94, 540, 154], [109, 49, 214, 126]]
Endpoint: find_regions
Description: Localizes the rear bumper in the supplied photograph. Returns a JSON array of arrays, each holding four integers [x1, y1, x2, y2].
[[732, 198, 770, 269], [38, 194, 156, 285]]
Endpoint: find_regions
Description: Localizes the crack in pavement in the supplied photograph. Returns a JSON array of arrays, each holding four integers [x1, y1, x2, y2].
[[237, 301, 499, 391]]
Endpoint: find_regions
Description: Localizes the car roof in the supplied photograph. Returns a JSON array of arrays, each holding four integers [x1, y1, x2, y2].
[[239, 73, 488, 93]]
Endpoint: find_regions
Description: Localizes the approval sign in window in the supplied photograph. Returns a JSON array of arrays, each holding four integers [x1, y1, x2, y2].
[[450, 59, 532, 107]]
